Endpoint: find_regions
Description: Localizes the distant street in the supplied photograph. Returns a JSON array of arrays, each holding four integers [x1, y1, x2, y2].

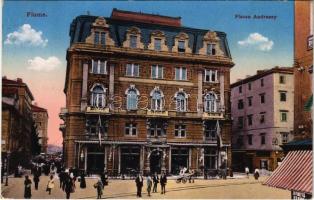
[[2, 175, 290, 199]]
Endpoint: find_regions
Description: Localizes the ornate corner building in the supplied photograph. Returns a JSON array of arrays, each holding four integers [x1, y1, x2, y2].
[[60, 9, 234, 175]]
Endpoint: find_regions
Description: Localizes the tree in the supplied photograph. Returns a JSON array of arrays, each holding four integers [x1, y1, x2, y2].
[[31, 121, 42, 156]]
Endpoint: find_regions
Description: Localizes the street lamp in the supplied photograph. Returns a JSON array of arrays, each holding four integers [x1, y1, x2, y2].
[[5, 150, 11, 186]]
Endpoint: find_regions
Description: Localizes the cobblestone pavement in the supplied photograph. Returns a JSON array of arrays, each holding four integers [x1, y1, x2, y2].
[[1, 175, 290, 199]]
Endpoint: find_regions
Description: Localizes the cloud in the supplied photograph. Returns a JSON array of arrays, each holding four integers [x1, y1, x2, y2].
[[27, 56, 61, 72], [5, 24, 48, 47], [238, 33, 274, 51]]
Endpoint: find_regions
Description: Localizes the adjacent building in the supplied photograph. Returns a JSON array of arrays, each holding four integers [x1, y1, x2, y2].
[[60, 9, 234, 175], [231, 67, 294, 172], [32, 104, 49, 153], [2, 77, 34, 171]]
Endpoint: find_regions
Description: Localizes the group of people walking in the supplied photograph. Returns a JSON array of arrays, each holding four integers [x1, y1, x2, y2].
[[135, 172, 167, 198]]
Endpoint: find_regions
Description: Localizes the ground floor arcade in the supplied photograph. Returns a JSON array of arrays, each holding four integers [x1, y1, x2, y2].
[[73, 141, 230, 175]]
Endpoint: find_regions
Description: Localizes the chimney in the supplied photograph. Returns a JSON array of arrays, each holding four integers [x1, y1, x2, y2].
[[16, 78, 23, 83]]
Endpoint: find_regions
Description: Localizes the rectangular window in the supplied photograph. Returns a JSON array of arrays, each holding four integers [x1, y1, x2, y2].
[[204, 70, 218, 83], [207, 43, 216, 55], [260, 133, 266, 145], [248, 135, 253, 145], [280, 91, 287, 102], [281, 132, 288, 144], [174, 125, 186, 138], [151, 65, 163, 79], [279, 75, 285, 84], [260, 93, 265, 104], [238, 99, 244, 110], [91, 60, 107, 74], [126, 64, 139, 77], [125, 123, 137, 136], [204, 123, 216, 139], [280, 111, 288, 122], [248, 83, 252, 90], [247, 114, 253, 126], [175, 67, 187, 80], [130, 35, 137, 48], [94, 32, 100, 44], [154, 38, 161, 51], [260, 112, 265, 124], [100, 33, 106, 45], [150, 123, 163, 137], [261, 79, 264, 87], [239, 86, 242, 93], [178, 40, 185, 52], [248, 97, 253, 107], [238, 116, 244, 129]]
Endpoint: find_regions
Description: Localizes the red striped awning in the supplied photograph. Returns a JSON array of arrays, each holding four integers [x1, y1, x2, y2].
[[264, 150, 312, 194]]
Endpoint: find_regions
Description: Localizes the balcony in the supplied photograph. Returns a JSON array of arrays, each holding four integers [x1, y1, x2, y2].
[[202, 112, 224, 119], [59, 107, 68, 120], [147, 110, 169, 117], [204, 136, 217, 143], [147, 135, 167, 144], [86, 106, 110, 114]]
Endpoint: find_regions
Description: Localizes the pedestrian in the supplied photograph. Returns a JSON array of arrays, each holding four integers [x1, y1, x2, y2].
[[46, 175, 55, 195], [152, 172, 159, 193], [254, 168, 260, 180], [160, 172, 167, 194], [94, 178, 103, 199], [64, 175, 73, 199], [135, 173, 144, 197], [80, 171, 86, 189], [146, 174, 152, 197], [189, 169, 195, 183], [100, 171, 106, 188], [245, 167, 249, 178], [24, 175, 32, 199], [59, 170, 64, 189], [33, 174, 40, 190]]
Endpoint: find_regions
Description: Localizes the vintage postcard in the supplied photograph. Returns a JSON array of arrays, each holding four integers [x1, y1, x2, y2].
[[1, 1, 313, 199]]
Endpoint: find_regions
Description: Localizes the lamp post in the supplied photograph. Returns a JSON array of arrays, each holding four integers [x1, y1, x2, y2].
[[5, 150, 11, 186]]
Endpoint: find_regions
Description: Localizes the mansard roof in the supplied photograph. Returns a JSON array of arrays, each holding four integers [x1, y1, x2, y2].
[[69, 11, 232, 58]]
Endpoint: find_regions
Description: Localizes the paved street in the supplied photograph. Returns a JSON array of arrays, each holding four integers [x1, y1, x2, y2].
[[1, 175, 290, 199]]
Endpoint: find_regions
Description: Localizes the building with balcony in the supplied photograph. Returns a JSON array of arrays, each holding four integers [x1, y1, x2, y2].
[[60, 9, 234, 175], [2, 77, 34, 172], [231, 67, 294, 172], [32, 104, 49, 153]]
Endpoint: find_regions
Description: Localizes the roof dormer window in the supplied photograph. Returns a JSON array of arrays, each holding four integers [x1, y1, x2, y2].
[[178, 40, 185, 52]]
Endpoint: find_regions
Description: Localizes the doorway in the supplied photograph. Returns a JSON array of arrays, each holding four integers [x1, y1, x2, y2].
[[150, 150, 162, 174]]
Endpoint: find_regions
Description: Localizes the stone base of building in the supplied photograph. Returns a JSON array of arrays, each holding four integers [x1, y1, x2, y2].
[[67, 141, 231, 176], [232, 150, 284, 172]]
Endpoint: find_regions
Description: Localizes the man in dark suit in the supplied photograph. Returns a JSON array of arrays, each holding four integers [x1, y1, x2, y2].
[[152, 172, 159, 193], [135, 173, 143, 197], [160, 172, 167, 194]]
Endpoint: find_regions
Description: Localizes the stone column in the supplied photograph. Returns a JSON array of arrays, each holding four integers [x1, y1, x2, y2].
[[140, 146, 144, 173], [81, 62, 89, 112], [197, 70, 203, 114], [145, 148, 151, 175], [109, 64, 115, 98], [219, 72, 225, 110], [84, 147, 87, 172], [161, 149, 166, 172]]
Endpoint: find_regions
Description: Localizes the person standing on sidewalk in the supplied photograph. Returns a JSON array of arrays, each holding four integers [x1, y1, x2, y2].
[[33, 173, 40, 190], [152, 172, 159, 193], [24, 175, 32, 199], [254, 168, 260, 180], [64, 175, 73, 199], [94, 178, 103, 199], [245, 167, 249, 178], [146, 174, 152, 197], [135, 173, 144, 197], [160, 172, 167, 194], [46, 175, 55, 195]]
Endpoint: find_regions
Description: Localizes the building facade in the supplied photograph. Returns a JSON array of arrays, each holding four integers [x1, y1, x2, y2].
[[60, 9, 234, 175], [2, 77, 34, 171], [293, 1, 313, 140], [231, 67, 294, 172], [32, 104, 49, 153]]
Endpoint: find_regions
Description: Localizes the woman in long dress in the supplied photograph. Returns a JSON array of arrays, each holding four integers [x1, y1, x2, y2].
[[24, 175, 32, 199]]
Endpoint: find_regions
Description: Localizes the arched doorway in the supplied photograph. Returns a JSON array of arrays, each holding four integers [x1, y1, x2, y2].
[[150, 149, 162, 174]]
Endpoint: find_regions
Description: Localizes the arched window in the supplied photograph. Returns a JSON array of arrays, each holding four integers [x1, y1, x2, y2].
[[175, 90, 188, 112], [91, 85, 106, 108], [204, 92, 218, 112], [126, 85, 139, 110], [150, 87, 164, 111]]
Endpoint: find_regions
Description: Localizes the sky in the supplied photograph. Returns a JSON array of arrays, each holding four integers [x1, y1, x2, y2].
[[2, 1, 294, 146]]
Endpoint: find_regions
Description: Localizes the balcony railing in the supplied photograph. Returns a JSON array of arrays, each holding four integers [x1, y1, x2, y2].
[[147, 110, 169, 117], [202, 112, 224, 119], [147, 135, 167, 144], [86, 106, 110, 114]]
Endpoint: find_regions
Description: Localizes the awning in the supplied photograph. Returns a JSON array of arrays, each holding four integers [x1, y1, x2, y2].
[[263, 150, 312, 194], [304, 94, 313, 111]]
